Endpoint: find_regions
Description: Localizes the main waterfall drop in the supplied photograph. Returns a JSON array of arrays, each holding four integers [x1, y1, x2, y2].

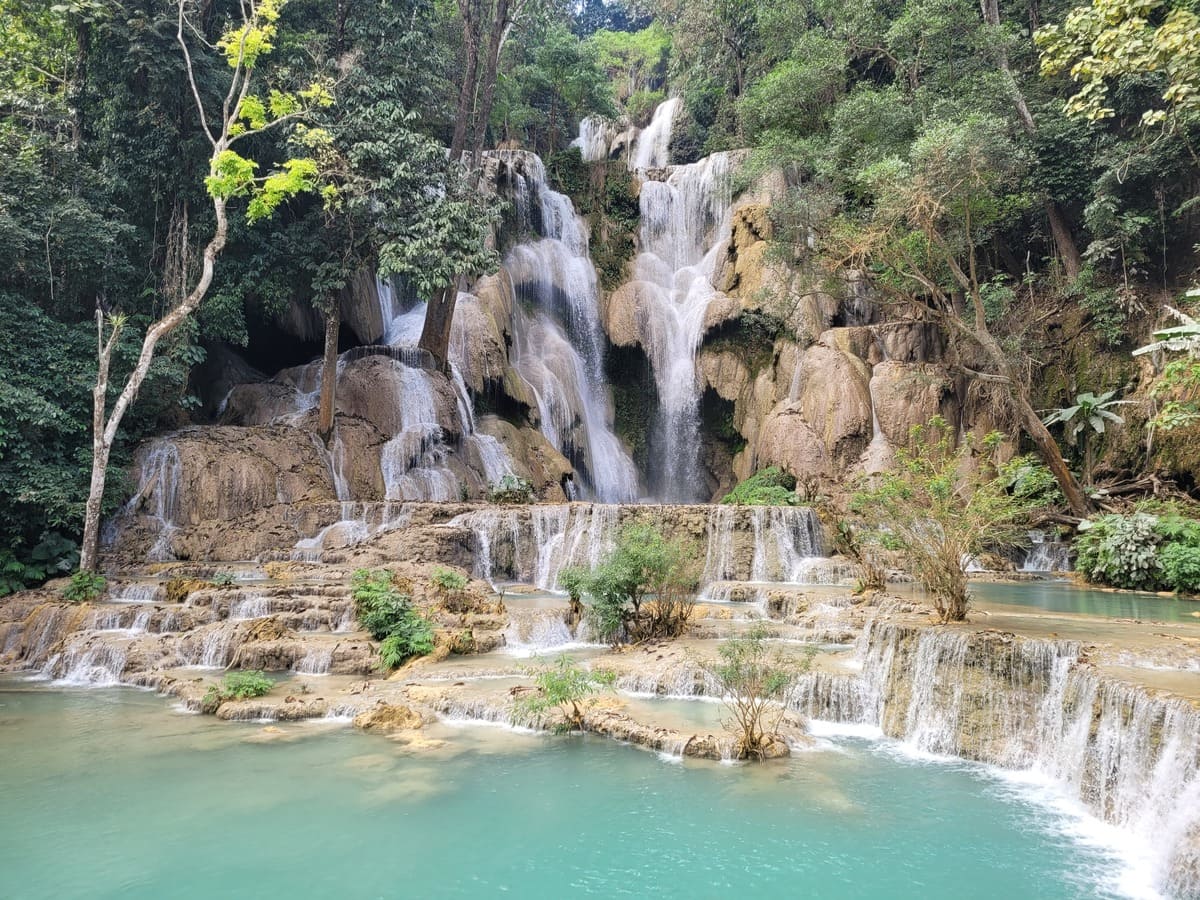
[[624, 99, 738, 500], [498, 151, 640, 502]]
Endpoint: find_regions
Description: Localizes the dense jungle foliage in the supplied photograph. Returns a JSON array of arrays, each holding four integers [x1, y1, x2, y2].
[[3, 0, 1200, 590]]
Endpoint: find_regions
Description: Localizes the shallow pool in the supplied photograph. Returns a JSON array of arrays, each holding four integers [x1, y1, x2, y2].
[[0, 682, 1143, 898]]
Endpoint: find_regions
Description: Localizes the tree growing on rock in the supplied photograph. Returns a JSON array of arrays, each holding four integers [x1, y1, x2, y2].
[[850, 418, 1047, 622], [579, 524, 700, 645], [699, 623, 812, 761], [80, 0, 330, 570], [514, 655, 615, 732]]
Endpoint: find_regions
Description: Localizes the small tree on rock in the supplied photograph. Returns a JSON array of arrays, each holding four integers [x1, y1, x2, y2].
[[850, 417, 1045, 622], [700, 624, 813, 761], [514, 655, 615, 732]]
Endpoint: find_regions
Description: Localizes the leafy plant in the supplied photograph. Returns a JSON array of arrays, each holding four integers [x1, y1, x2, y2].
[[1159, 543, 1200, 593], [487, 474, 534, 504], [209, 571, 237, 588], [578, 524, 700, 644], [204, 670, 273, 706], [351, 568, 435, 669], [1074, 513, 1162, 590], [62, 570, 107, 603], [514, 655, 615, 732], [722, 467, 798, 506], [1042, 391, 1126, 484], [699, 624, 813, 761], [850, 418, 1047, 622]]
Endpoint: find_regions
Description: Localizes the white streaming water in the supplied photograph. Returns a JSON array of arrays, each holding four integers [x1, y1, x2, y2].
[[630, 97, 680, 170], [792, 621, 1200, 898], [138, 441, 183, 561], [293, 647, 333, 675], [1022, 530, 1073, 573], [498, 150, 639, 502], [229, 593, 269, 620], [629, 147, 736, 500]]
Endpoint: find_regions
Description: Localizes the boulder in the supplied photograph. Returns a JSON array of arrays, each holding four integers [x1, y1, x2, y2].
[[353, 703, 425, 733]]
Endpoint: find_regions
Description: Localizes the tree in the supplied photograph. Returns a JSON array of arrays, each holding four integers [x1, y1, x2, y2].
[[828, 115, 1092, 516], [79, 0, 329, 571], [514, 655, 615, 731], [698, 623, 811, 760], [1037, 0, 1200, 131], [1042, 390, 1126, 484], [579, 523, 700, 644], [850, 418, 1046, 622]]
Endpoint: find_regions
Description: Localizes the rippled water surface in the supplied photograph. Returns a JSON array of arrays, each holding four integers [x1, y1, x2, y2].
[[0, 682, 1142, 899]]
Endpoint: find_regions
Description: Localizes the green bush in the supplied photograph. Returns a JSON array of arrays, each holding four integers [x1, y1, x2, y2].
[[722, 468, 798, 506], [204, 670, 273, 705], [1159, 542, 1200, 592], [351, 568, 435, 669], [431, 566, 468, 594], [209, 571, 237, 588], [488, 474, 534, 504], [62, 570, 107, 603], [1074, 513, 1161, 590]]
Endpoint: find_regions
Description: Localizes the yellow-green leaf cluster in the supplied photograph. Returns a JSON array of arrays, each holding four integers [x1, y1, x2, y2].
[[217, 0, 285, 69]]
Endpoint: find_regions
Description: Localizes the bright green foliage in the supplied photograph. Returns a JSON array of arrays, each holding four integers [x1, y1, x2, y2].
[[431, 567, 468, 594], [1042, 391, 1126, 483], [1133, 296, 1200, 433], [204, 670, 273, 706], [351, 569, 434, 669], [1076, 510, 1200, 591], [722, 467, 798, 506], [851, 418, 1047, 622], [578, 524, 699, 644], [488, 474, 535, 504], [1001, 456, 1066, 507], [209, 572, 237, 588], [1075, 513, 1163, 589], [514, 655, 616, 731], [1037, 0, 1200, 127], [588, 23, 671, 121], [62, 570, 106, 603], [700, 623, 813, 760]]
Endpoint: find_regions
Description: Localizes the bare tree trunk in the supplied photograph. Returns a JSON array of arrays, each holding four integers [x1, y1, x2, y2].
[[979, 0, 1082, 278], [318, 305, 340, 444], [80, 203, 229, 570], [418, 282, 456, 370]]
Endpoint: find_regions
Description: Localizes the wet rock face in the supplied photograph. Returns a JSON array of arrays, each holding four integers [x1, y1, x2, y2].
[[352, 703, 425, 733]]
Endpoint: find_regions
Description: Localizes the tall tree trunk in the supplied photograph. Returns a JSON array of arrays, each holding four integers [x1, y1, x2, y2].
[[418, 282, 456, 370], [980, 0, 1082, 278], [80, 200, 229, 571], [317, 304, 340, 444], [469, 0, 511, 163]]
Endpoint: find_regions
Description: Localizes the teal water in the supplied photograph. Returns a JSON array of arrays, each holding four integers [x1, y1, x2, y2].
[[967, 580, 1199, 622], [0, 683, 1136, 899]]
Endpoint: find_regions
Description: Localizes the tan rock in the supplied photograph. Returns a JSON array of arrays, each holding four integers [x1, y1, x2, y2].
[[353, 702, 425, 733]]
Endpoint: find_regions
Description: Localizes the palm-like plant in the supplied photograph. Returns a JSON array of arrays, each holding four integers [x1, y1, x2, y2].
[[1042, 391, 1126, 485]]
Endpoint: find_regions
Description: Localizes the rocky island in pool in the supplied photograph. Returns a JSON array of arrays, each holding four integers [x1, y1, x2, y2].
[[7, 1, 1200, 897]]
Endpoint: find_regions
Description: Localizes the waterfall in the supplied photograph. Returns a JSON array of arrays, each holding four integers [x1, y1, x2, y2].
[[452, 503, 826, 590], [229, 593, 270, 620], [503, 607, 591, 657], [630, 148, 736, 500], [630, 97, 680, 170], [794, 621, 1200, 897], [137, 441, 182, 561], [50, 641, 129, 686], [294, 647, 333, 675], [571, 116, 620, 162], [1021, 530, 1073, 573], [497, 150, 639, 502]]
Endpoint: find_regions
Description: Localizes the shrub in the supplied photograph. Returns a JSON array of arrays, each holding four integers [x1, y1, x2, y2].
[[1160, 542, 1200, 593], [722, 467, 798, 506], [579, 524, 700, 644], [204, 670, 273, 706], [700, 624, 814, 760], [62, 570, 107, 603], [351, 568, 435, 669], [488, 474, 534, 504], [850, 419, 1045, 622], [209, 571, 236, 588], [1074, 513, 1162, 590], [514, 656, 615, 732]]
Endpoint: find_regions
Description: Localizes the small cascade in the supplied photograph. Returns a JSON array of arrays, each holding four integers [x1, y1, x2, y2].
[[137, 441, 183, 561], [1021, 530, 1073, 573], [794, 621, 1200, 896], [229, 593, 269, 620], [631, 146, 737, 500], [503, 607, 586, 657], [88, 607, 153, 634], [630, 97, 680, 169], [108, 583, 166, 604], [294, 647, 333, 675], [571, 116, 621, 162], [50, 641, 128, 686], [497, 150, 639, 502], [747, 506, 825, 582], [192, 628, 236, 669], [616, 662, 721, 698]]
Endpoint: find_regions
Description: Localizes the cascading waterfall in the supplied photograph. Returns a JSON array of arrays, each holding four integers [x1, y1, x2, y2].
[[451, 503, 825, 590], [1021, 530, 1073, 573], [630, 97, 680, 170], [138, 441, 183, 561], [629, 148, 736, 500], [498, 151, 639, 502], [229, 593, 269, 620], [792, 620, 1200, 897]]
